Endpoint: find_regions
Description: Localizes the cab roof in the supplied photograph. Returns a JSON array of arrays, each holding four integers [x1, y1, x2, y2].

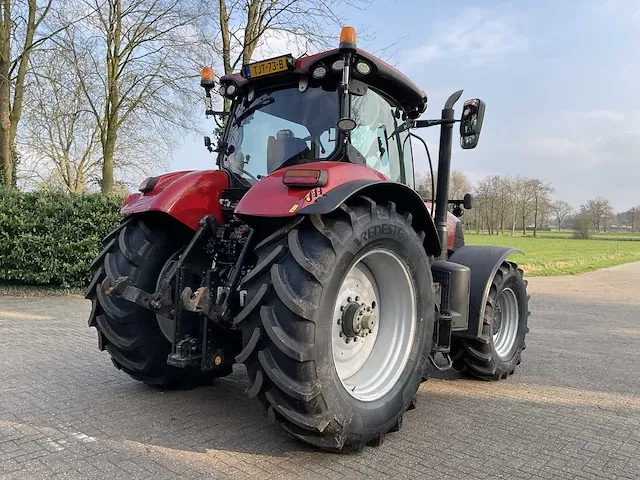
[[220, 48, 428, 119]]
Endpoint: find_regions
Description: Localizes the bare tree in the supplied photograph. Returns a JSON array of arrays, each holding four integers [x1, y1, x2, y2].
[[549, 200, 573, 229], [512, 176, 535, 235], [530, 179, 554, 237], [0, 0, 68, 185], [581, 197, 613, 232], [215, 0, 370, 77], [414, 171, 432, 200], [19, 50, 101, 192], [449, 170, 472, 200], [630, 206, 639, 233], [619, 206, 640, 232], [62, 0, 207, 193]]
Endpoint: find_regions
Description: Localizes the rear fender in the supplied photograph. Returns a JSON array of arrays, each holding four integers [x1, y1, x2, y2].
[[449, 245, 523, 339], [121, 170, 230, 229], [235, 162, 441, 256]]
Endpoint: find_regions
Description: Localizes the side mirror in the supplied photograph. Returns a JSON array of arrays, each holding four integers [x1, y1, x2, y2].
[[463, 193, 473, 209], [460, 99, 485, 149]]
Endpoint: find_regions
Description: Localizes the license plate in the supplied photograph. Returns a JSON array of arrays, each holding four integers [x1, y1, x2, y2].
[[245, 55, 291, 78]]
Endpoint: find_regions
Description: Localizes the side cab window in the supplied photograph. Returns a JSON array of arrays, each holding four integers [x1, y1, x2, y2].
[[350, 88, 411, 185]]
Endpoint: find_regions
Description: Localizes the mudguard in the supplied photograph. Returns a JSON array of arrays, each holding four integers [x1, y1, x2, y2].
[[121, 170, 229, 229], [234, 162, 441, 256], [449, 245, 523, 339]]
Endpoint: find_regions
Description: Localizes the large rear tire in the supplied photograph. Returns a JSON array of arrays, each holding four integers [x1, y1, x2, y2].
[[451, 261, 529, 380], [234, 197, 434, 451], [85, 215, 232, 389]]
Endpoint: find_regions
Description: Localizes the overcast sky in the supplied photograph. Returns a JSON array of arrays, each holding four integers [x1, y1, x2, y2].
[[171, 0, 640, 211]]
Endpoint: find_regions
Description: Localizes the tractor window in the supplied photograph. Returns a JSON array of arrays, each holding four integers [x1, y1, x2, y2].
[[350, 88, 409, 183], [223, 87, 339, 182]]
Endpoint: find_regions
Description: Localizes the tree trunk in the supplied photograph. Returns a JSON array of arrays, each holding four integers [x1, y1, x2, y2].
[[533, 197, 538, 237], [101, 0, 121, 194], [102, 131, 116, 193], [243, 0, 260, 65], [0, 0, 12, 184]]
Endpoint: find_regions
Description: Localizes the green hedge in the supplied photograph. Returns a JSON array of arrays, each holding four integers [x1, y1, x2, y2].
[[0, 187, 124, 288]]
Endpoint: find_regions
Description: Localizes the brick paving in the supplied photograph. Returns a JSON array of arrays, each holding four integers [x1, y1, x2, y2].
[[1, 262, 639, 479]]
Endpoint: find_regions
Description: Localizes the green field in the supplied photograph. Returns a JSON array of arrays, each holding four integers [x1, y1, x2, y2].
[[465, 234, 640, 276]]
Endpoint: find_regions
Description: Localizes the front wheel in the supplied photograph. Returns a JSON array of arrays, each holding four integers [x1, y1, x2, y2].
[[234, 198, 434, 451], [451, 261, 529, 380]]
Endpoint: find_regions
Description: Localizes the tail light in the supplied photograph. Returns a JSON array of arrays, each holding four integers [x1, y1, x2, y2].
[[282, 169, 328, 187]]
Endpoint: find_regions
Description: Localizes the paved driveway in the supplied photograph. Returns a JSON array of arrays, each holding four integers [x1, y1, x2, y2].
[[1, 263, 639, 479]]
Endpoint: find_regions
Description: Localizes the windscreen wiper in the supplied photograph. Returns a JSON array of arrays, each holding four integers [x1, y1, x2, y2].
[[234, 97, 275, 126]]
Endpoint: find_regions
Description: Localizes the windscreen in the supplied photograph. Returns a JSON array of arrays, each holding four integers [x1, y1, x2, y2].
[[222, 86, 340, 182]]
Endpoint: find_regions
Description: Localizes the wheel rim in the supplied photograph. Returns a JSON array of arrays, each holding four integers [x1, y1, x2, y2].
[[332, 249, 416, 402], [492, 287, 519, 360]]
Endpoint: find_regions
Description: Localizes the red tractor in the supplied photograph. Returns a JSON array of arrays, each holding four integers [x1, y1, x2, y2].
[[86, 26, 529, 451]]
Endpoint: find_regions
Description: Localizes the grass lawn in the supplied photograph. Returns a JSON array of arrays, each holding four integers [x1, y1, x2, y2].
[[465, 234, 640, 276]]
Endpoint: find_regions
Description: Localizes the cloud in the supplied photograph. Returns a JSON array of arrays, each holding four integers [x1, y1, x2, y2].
[[400, 8, 528, 67], [519, 127, 640, 210], [572, 110, 628, 122], [527, 136, 590, 158]]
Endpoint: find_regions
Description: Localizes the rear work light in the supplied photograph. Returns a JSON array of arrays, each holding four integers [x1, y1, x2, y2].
[[282, 169, 328, 187], [139, 176, 158, 193]]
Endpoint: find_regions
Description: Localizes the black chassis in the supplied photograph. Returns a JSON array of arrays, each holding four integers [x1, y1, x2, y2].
[[104, 187, 255, 372]]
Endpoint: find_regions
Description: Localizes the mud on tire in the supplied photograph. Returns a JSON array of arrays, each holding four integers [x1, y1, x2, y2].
[[234, 197, 435, 451], [451, 261, 529, 380], [85, 215, 232, 389]]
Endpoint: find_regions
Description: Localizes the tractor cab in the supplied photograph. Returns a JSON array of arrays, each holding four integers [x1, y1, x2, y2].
[[201, 28, 431, 188]]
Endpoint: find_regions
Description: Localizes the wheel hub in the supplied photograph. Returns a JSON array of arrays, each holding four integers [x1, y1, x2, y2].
[[341, 301, 377, 339]]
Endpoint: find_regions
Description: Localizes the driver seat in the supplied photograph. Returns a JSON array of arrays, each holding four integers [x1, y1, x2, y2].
[[267, 129, 311, 172]]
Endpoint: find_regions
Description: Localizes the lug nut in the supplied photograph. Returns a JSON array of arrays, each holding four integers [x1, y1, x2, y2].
[[347, 297, 352, 302], [345, 338, 351, 344], [354, 337, 358, 342], [337, 319, 341, 325], [355, 296, 360, 301]]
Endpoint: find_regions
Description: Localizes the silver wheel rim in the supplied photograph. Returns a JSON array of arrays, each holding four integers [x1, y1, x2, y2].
[[332, 249, 416, 402], [492, 287, 519, 359]]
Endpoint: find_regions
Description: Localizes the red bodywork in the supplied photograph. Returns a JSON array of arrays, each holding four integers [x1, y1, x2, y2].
[[425, 201, 460, 251], [122, 166, 461, 251], [121, 170, 229, 229], [235, 161, 387, 216]]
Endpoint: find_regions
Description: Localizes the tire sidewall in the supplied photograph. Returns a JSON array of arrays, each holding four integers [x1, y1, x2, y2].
[[313, 208, 434, 438], [489, 266, 527, 372]]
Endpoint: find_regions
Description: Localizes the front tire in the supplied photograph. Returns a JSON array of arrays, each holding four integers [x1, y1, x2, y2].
[[234, 197, 434, 451], [85, 215, 232, 388], [451, 261, 529, 380]]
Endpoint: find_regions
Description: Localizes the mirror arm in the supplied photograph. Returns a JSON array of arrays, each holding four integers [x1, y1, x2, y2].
[[414, 118, 459, 128]]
